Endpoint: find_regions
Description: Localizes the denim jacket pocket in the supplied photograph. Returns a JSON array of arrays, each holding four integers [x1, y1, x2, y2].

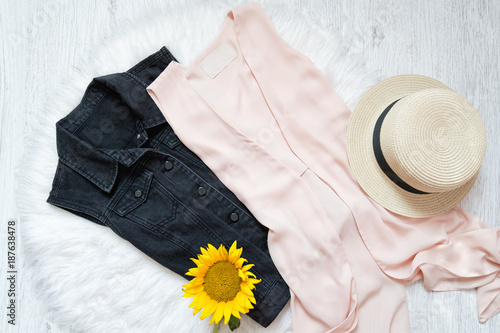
[[113, 169, 178, 231]]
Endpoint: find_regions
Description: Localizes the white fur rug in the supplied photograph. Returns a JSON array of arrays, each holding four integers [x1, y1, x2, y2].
[[18, 1, 492, 332]]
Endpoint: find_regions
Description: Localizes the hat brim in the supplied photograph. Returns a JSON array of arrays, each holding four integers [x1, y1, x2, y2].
[[346, 74, 479, 218]]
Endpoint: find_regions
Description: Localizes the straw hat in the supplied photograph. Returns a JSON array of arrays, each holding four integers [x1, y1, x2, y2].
[[346, 75, 487, 218]]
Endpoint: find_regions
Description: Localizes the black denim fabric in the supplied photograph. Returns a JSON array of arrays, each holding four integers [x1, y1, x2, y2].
[[47, 47, 289, 327]]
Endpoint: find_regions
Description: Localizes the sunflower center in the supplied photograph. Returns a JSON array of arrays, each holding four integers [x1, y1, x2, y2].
[[203, 260, 241, 302]]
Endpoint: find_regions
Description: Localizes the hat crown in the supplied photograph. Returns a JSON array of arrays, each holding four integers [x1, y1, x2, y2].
[[347, 74, 487, 217], [380, 89, 487, 193]]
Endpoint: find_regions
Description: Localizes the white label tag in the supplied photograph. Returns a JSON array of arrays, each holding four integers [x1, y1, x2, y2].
[[199, 42, 238, 79]]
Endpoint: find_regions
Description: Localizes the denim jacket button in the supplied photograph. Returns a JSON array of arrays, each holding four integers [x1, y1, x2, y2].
[[230, 212, 239, 222], [134, 189, 142, 198], [164, 160, 173, 171], [197, 186, 207, 196]]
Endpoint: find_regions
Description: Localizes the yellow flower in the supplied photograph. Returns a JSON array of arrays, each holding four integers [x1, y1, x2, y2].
[[182, 241, 261, 326]]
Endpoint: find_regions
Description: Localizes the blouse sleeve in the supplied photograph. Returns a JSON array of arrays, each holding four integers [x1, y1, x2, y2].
[[372, 203, 500, 323]]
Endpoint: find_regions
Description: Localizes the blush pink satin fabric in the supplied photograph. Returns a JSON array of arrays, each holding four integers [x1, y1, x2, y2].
[[147, 3, 500, 332]]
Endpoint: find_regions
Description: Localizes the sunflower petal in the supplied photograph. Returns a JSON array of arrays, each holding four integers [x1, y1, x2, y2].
[[233, 248, 246, 268], [207, 244, 220, 259], [186, 277, 203, 287], [200, 299, 217, 320], [248, 278, 261, 285], [209, 313, 216, 325], [223, 301, 233, 325], [219, 244, 229, 259], [184, 283, 204, 292], [200, 247, 209, 257], [188, 298, 198, 309], [214, 302, 225, 324], [231, 307, 241, 319], [198, 292, 210, 305], [196, 266, 209, 278], [183, 287, 203, 297], [241, 264, 254, 272], [228, 242, 241, 263], [241, 283, 254, 297], [244, 296, 253, 310], [189, 291, 208, 310], [229, 241, 237, 256], [234, 257, 247, 269], [199, 254, 215, 266], [235, 292, 247, 309], [186, 267, 200, 277], [183, 283, 202, 292]]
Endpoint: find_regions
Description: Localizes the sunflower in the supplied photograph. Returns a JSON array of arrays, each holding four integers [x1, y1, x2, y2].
[[182, 241, 261, 327]]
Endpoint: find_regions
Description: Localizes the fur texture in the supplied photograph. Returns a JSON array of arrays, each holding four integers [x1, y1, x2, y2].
[[16, 1, 378, 332]]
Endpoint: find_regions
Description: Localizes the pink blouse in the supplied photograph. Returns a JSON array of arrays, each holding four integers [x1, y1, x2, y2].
[[148, 3, 500, 332]]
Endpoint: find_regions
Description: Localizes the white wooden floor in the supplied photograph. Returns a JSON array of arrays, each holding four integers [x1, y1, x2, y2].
[[1, 0, 499, 332]]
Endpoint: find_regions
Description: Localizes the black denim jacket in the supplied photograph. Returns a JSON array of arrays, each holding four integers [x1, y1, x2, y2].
[[47, 47, 289, 327]]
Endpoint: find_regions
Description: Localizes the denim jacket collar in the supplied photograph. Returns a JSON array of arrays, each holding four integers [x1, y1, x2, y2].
[[56, 53, 173, 193]]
